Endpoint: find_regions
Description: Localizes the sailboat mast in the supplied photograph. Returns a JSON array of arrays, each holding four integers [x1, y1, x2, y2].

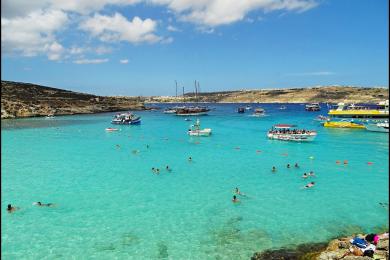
[[175, 80, 178, 98], [194, 80, 198, 101], [182, 86, 185, 103]]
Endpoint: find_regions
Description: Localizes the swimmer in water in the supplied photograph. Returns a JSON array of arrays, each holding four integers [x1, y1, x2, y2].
[[34, 202, 55, 207], [152, 167, 156, 173], [287, 164, 290, 168], [308, 171, 315, 177], [294, 163, 299, 168], [304, 182, 315, 189], [146, 145, 150, 149], [7, 204, 19, 213], [272, 166, 276, 172], [379, 202, 389, 209], [166, 166, 171, 172], [156, 169, 160, 174], [235, 187, 246, 197], [188, 157, 192, 162], [302, 173, 308, 179], [116, 144, 120, 148], [232, 195, 240, 203]]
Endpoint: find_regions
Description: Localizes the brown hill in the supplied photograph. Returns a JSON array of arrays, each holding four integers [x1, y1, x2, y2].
[[1, 81, 144, 119]]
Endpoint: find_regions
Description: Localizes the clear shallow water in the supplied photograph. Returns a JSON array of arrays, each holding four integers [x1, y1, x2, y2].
[[2, 103, 389, 259]]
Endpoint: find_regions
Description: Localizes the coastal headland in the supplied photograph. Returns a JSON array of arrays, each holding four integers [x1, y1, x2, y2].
[[146, 86, 388, 104], [1, 81, 145, 119]]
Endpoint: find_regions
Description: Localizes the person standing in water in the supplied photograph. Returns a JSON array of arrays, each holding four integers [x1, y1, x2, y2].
[[232, 195, 240, 203], [294, 163, 299, 168], [287, 164, 290, 168], [272, 166, 276, 172]]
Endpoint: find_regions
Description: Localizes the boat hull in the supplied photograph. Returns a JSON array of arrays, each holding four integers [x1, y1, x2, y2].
[[176, 111, 209, 116], [188, 129, 212, 136], [323, 121, 365, 128], [111, 119, 141, 125], [267, 133, 316, 142]]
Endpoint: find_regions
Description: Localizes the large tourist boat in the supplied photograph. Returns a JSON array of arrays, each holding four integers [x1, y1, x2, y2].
[[267, 124, 317, 142], [111, 112, 141, 125], [163, 106, 185, 114], [175, 106, 210, 116], [251, 108, 266, 117], [324, 100, 389, 129], [305, 103, 321, 111], [188, 119, 212, 136]]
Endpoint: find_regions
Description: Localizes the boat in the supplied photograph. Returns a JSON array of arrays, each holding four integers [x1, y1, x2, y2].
[[45, 114, 55, 119], [237, 107, 245, 113], [364, 121, 389, 133], [175, 106, 210, 116], [111, 112, 141, 125], [245, 105, 252, 110], [305, 103, 321, 111], [314, 115, 330, 122], [105, 128, 119, 131], [163, 106, 185, 114], [188, 119, 212, 136], [279, 105, 287, 110], [267, 124, 317, 142], [324, 100, 389, 128], [323, 119, 365, 129], [327, 101, 389, 118], [252, 108, 266, 117]]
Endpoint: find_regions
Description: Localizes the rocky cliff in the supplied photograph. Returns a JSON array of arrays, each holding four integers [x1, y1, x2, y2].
[[146, 86, 388, 104], [1, 81, 145, 119]]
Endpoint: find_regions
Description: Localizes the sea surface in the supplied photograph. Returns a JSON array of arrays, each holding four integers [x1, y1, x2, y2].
[[1, 103, 389, 259]]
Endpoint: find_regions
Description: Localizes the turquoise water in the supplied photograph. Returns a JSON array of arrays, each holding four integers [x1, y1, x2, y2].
[[2, 103, 389, 259]]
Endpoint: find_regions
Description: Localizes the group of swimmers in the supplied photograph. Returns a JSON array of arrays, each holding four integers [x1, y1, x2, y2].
[[232, 187, 246, 203], [152, 166, 171, 174], [7, 202, 55, 213], [271, 163, 316, 189]]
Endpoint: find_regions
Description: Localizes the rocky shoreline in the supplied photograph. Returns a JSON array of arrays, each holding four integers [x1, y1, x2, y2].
[[1, 81, 145, 119], [251, 232, 389, 260]]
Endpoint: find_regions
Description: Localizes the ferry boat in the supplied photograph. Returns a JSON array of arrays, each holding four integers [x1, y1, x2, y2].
[[252, 108, 266, 117], [364, 121, 389, 133], [111, 112, 141, 125], [327, 101, 389, 118], [188, 119, 212, 136], [175, 106, 210, 116], [267, 124, 317, 142], [324, 100, 389, 128], [237, 107, 245, 113], [305, 103, 321, 111]]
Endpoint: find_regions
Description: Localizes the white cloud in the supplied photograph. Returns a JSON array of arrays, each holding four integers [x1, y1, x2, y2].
[[52, 0, 141, 15], [73, 58, 109, 64], [95, 46, 113, 54], [69, 46, 85, 54], [1, 9, 68, 56], [119, 59, 129, 63], [285, 71, 335, 76], [167, 25, 180, 31], [151, 0, 318, 27], [46, 41, 65, 60], [80, 13, 163, 44]]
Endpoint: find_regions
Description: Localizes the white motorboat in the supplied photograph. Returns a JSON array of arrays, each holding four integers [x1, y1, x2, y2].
[[267, 124, 317, 142], [365, 121, 389, 133], [251, 108, 266, 117], [188, 119, 212, 136]]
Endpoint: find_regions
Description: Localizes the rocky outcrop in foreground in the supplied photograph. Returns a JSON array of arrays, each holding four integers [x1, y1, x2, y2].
[[1, 81, 145, 119], [147, 86, 388, 104], [251, 233, 389, 260]]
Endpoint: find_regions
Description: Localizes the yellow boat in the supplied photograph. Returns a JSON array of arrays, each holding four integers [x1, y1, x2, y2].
[[323, 121, 365, 128], [328, 101, 389, 118]]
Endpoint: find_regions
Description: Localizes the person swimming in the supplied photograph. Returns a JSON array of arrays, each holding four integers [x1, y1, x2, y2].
[[34, 202, 54, 207], [156, 169, 160, 174], [287, 164, 290, 168], [188, 157, 192, 162], [166, 166, 171, 172], [235, 187, 246, 197], [232, 195, 240, 203], [152, 167, 156, 173], [302, 173, 308, 178], [304, 182, 315, 189], [294, 163, 299, 168], [7, 204, 19, 213], [308, 171, 315, 177], [272, 166, 276, 172]]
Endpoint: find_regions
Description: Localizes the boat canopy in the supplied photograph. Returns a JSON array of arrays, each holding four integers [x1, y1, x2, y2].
[[273, 124, 297, 129]]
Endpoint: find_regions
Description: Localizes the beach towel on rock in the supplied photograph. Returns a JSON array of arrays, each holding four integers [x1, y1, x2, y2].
[[350, 237, 368, 248]]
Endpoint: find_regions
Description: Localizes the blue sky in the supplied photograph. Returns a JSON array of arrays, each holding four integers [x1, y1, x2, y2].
[[1, 0, 388, 96]]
